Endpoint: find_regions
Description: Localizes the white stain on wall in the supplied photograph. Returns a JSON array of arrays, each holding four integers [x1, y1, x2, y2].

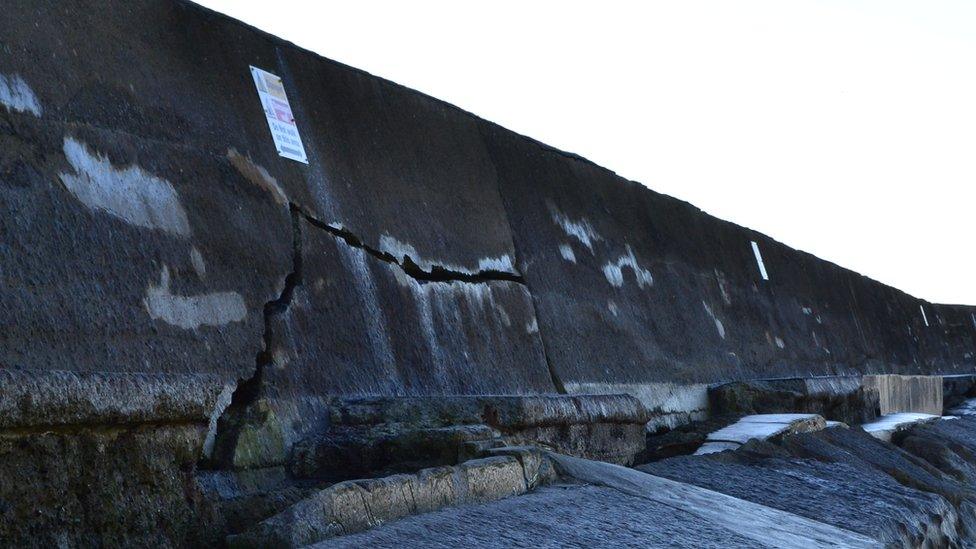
[[378, 234, 516, 276], [602, 245, 653, 289], [59, 137, 191, 237], [702, 301, 726, 340], [0, 73, 42, 116], [548, 203, 601, 252], [190, 247, 207, 279], [559, 243, 577, 263], [144, 267, 247, 330]]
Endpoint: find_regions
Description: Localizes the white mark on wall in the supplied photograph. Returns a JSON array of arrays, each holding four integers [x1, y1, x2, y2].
[[144, 267, 247, 330], [548, 203, 601, 252], [702, 301, 726, 340], [559, 243, 577, 264], [775, 336, 786, 349], [920, 305, 929, 327], [190, 247, 207, 279], [59, 137, 191, 237], [477, 255, 516, 273], [378, 234, 516, 276], [0, 73, 42, 116], [715, 270, 733, 306], [608, 300, 619, 317], [802, 307, 813, 315], [751, 241, 769, 281], [526, 318, 539, 334], [602, 245, 653, 289], [227, 148, 289, 206]]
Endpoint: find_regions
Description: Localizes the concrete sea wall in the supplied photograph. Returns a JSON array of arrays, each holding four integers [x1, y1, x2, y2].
[[2, 1, 976, 543], [2, 0, 973, 417]]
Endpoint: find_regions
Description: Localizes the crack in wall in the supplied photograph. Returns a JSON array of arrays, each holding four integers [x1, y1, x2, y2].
[[209, 201, 547, 467], [298, 208, 526, 285], [205, 204, 303, 467]]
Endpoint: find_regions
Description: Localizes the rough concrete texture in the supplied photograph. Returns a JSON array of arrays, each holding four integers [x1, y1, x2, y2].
[[3, 0, 976, 543], [228, 456, 531, 547], [0, 368, 229, 429], [254, 218, 554, 448], [0, 423, 208, 546], [300, 452, 879, 549], [864, 374, 944, 415], [484, 116, 976, 390], [781, 425, 976, 537], [2, 0, 974, 435], [0, 106, 292, 382], [895, 416, 976, 487], [642, 439, 964, 547], [710, 376, 878, 426], [287, 394, 650, 480], [549, 453, 879, 548], [943, 375, 976, 410]]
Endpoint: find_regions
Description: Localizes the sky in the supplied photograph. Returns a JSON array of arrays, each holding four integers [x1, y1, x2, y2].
[[197, 0, 976, 305]]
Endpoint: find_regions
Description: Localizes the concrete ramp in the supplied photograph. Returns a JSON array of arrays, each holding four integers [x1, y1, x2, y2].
[[548, 454, 880, 548]]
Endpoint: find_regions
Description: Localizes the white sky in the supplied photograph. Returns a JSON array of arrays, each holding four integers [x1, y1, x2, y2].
[[197, 0, 976, 305]]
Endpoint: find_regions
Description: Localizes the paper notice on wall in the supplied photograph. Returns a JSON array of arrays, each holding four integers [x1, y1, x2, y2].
[[250, 66, 308, 164]]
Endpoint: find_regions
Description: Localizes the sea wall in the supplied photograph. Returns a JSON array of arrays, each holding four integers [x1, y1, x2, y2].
[[1, 0, 974, 448]]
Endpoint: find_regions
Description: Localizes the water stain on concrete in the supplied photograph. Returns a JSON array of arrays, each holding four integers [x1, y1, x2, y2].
[[227, 148, 289, 206], [59, 137, 191, 237]]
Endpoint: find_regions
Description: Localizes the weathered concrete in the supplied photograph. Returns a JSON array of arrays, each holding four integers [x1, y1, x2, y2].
[[695, 413, 827, 455], [550, 453, 880, 548], [862, 412, 941, 442], [227, 456, 532, 547], [3, 0, 976, 543], [0, 370, 222, 546], [864, 374, 944, 415], [642, 438, 964, 547], [710, 376, 878, 426], [287, 394, 651, 478]]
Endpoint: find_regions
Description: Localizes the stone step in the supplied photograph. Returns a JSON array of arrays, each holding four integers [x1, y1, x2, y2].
[[226, 453, 547, 548]]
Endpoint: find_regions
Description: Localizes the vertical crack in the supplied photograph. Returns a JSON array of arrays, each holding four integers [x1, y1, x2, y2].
[[206, 203, 303, 468]]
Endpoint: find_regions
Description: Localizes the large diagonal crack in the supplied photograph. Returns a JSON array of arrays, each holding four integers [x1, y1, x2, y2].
[[298, 208, 525, 285]]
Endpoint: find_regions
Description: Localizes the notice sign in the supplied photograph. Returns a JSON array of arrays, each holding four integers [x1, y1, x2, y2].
[[250, 66, 308, 164]]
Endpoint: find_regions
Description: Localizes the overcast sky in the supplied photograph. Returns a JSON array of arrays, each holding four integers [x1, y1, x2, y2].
[[197, 0, 976, 305]]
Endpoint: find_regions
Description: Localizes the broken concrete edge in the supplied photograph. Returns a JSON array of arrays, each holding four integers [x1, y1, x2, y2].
[[0, 368, 232, 431], [695, 414, 829, 455], [861, 413, 943, 443], [329, 393, 652, 431], [226, 450, 555, 548]]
